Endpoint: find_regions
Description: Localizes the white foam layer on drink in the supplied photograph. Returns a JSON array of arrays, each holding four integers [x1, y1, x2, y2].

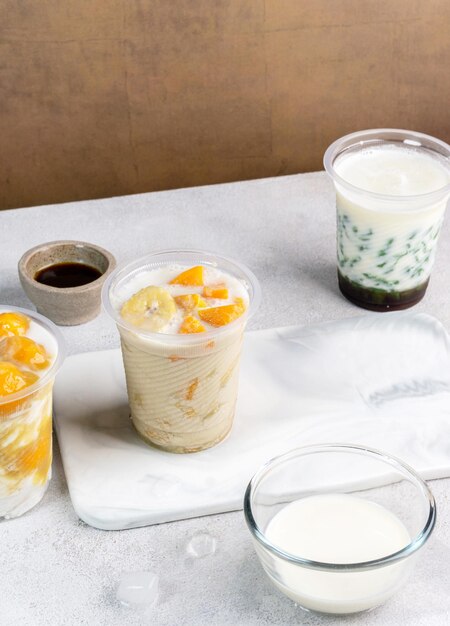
[[111, 265, 249, 334], [335, 145, 450, 198]]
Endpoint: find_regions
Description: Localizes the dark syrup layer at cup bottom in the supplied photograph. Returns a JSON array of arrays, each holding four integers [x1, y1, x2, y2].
[[338, 271, 429, 311]]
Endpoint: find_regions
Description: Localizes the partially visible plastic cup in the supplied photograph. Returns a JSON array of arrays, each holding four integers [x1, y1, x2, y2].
[[324, 129, 450, 311], [103, 250, 261, 453], [0, 306, 65, 519]]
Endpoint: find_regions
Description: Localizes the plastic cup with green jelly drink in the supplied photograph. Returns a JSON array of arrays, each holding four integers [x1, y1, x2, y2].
[[324, 129, 450, 311]]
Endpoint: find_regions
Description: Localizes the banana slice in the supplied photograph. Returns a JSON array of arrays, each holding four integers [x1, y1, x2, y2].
[[121, 286, 176, 331]]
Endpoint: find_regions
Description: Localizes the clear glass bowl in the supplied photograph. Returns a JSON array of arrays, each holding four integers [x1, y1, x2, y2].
[[244, 444, 436, 615]]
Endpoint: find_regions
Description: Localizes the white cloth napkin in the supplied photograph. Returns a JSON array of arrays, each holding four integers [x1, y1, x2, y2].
[[54, 312, 450, 529]]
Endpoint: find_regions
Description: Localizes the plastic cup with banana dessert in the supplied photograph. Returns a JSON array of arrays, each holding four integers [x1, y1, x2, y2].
[[102, 250, 261, 453], [0, 306, 65, 519]]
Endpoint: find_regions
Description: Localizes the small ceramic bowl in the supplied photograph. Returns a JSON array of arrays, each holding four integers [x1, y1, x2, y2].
[[18, 240, 116, 325]]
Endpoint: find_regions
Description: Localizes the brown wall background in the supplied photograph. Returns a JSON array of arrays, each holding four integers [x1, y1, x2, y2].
[[1, 1, 449, 210]]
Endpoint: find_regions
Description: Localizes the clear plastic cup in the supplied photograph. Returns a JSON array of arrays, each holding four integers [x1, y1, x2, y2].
[[0, 306, 65, 519], [324, 129, 450, 310], [244, 444, 436, 615], [102, 250, 261, 453]]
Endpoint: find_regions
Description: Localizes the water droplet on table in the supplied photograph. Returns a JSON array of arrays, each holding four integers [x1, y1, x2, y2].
[[186, 532, 217, 558], [116, 571, 159, 608]]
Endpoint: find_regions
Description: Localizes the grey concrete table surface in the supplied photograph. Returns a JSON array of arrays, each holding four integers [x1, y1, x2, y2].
[[1, 172, 450, 626]]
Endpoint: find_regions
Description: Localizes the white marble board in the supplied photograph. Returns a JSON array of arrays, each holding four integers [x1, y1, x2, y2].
[[54, 313, 450, 530]]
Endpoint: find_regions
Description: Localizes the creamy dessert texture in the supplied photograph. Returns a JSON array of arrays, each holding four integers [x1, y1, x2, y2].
[[265, 494, 411, 614], [113, 264, 249, 453], [0, 312, 56, 518]]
